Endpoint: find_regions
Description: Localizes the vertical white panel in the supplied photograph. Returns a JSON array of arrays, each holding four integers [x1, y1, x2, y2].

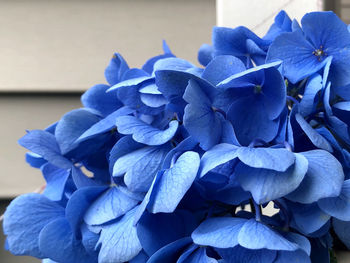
[[217, 0, 323, 36]]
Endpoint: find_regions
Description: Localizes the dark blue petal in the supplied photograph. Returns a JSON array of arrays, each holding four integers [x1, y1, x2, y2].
[[274, 250, 311, 263], [199, 143, 239, 177], [41, 163, 70, 201], [299, 74, 322, 117], [148, 151, 200, 213], [3, 194, 64, 258], [216, 246, 277, 263], [183, 79, 223, 150], [263, 10, 292, 42], [116, 116, 178, 146], [192, 217, 247, 248], [178, 247, 217, 263], [137, 211, 196, 256], [25, 152, 47, 168], [295, 113, 333, 152], [146, 237, 192, 263], [237, 147, 295, 172], [39, 218, 96, 263], [288, 202, 330, 235], [81, 84, 122, 116], [18, 130, 71, 169], [238, 219, 299, 251], [104, 53, 129, 86], [227, 96, 280, 145], [97, 207, 142, 263], [266, 31, 328, 84], [236, 153, 308, 204], [333, 218, 350, 249], [65, 186, 108, 238], [84, 186, 139, 225], [318, 180, 350, 221], [286, 150, 344, 203]]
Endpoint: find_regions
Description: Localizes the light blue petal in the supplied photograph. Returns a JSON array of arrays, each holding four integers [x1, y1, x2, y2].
[[139, 83, 161, 94], [39, 218, 97, 263], [201, 55, 245, 85], [237, 219, 299, 251], [84, 186, 139, 225], [318, 180, 350, 221], [41, 163, 70, 201], [153, 57, 195, 72], [237, 147, 295, 172], [286, 150, 344, 203], [77, 107, 133, 142], [113, 144, 170, 192], [140, 93, 168, 108], [236, 153, 308, 204], [192, 217, 247, 248], [108, 76, 153, 92], [148, 151, 200, 213], [18, 130, 71, 169], [284, 232, 311, 256], [116, 116, 178, 146], [97, 207, 142, 263], [81, 84, 122, 116], [55, 109, 101, 154], [3, 194, 65, 258], [179, 247, 218, 263], [199, 143, 239, 177]]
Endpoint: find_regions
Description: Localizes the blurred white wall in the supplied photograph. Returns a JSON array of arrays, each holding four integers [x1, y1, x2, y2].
[[217, 0, 324, 36]]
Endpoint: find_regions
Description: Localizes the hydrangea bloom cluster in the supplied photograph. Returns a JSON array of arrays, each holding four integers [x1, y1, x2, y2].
[[4, 10, 350, 263]]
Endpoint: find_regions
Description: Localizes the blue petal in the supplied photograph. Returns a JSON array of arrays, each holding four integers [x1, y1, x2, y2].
[[153, 57, 195, 72], [263, 10, 292, 42], [18, 130, 71, 169], [236, 153, 308, 204], [140, 93, 168, 108], [25, 152, 47, 168], [333, 218, 350, 249], [142, 53, 175, 74], [71, 166, 102, 189], [108, 76, 153, 92], [3, 194, 64, 258], [237, 147, 295, 172], [55, 109, 101, 154], [137, 211, 196, 256], [318, 180, 350, 221], [266, 31, 328, 84], [201, 55, 246, 85], [178, 247, 217, 263], [113, 144, 170, 192], [77, 107, 133, 143], [81, 84, 122, 116], [274, 250, 311, 263], [299, 74, 322, 117], [130, 251, 149, 263], [39, 218, 96, 263], [183, 79, 223, 150], [84, 186, 139, 225], [284, 232, 311, 256], [192, 217, 247, 248], [65, 186, 108, 238], [104, 53, 129, 86], [288, 202, 330, 235], [286, 150, 344, 203], [238, 219, 299, 251], [227, 96, 280, 145], [216, 246, 277, 263], [97, 207, 142, 263], [198, 44, 214, 66], [199, 143, 239, 177], [295, 113, 333, 152], [41, 163, 70, 201], [116, 116, 178, 146], [148, 151, 200, 213], [146, 237, 192, 263]]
